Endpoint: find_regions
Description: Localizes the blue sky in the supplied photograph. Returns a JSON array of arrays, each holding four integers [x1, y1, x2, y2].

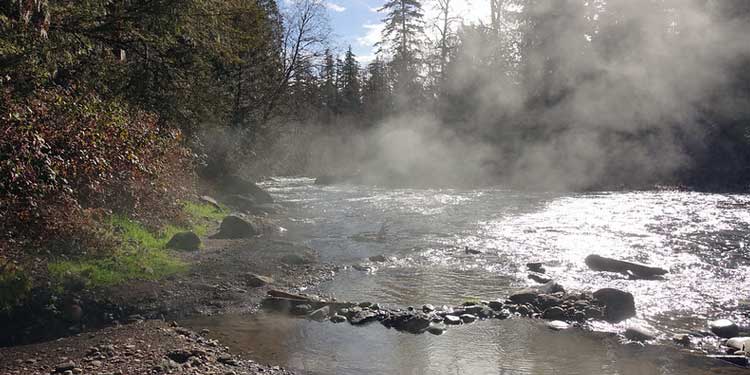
[[322, 0, 491, 64]]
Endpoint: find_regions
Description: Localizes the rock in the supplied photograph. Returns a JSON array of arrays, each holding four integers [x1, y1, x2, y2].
[[220, 175, 274, 203], [707, 355, 749, 367], [165, 231, 201, 251], [464, 246, 482, 255], [585, 254, 667, 279], [397, 314, 432, 333], [710, 319, 740, 338], [526, 262, 546, 273], [212, 215, 258, 239], [460, 314, 477, 323], [330, 314, 347, 323], [55, 361, 76, 373], [510, 290, 538, 304], [624, 326, 657, 342], [535, 294, 563, 310], [359, 302, 373, 308], [224, 194, 258, 212], [488, 300, 504, 311], [444, 315, 462, 325], [463, 305, 483, 315], [727, 337, 750, 351], [592, 288, 636, 323], [528, 272, 552, 284], [245, 273, 273, 287], [309, 306, 330, 321], [422, 304, 435, 313], [542, 306, 565, 320], [166, 350, 193, 364], [371, 303, 380, 310], [352, 263, 372, 272], [350, 310, 379, 325], [427, 324, 447, 335], [369, 255, 388, 262], [281, 253, 313, 265], [495, 309, 511, 320], [547, 320, 570, 331]]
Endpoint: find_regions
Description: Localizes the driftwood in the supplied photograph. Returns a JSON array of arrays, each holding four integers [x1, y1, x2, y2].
[[585, 254, 668, 279]]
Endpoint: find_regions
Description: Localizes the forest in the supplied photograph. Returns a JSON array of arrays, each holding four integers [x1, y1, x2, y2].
[[1, 0, 750, 322]]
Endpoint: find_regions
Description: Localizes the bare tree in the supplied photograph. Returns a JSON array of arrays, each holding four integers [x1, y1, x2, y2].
[[261, 0, 330, 124]]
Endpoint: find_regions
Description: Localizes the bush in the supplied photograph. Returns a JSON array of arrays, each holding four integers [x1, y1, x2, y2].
[[0, 86, 194, 261]]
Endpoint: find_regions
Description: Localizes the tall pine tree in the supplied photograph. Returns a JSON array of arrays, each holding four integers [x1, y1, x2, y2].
[[378, 0, 425, 109]]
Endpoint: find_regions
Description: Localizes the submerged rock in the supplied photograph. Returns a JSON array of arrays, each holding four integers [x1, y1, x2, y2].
[[369, 255, 388, 262], [309, 306, 330, 321], [624, 326, 656, 342], [709, 319, 740, 338], [427, 324, 447, 335], [444, 315, 462, 325], [166, 231, 201, 251], [330, 314, 347, 323], [592, 288, 636, 323]]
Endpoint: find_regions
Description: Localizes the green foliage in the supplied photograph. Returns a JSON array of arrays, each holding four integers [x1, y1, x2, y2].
[[47, 201, 225, 289], [0, 261, 32, 312]]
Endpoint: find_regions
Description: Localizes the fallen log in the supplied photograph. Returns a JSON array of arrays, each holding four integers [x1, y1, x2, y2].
[[585, 254, 667, 279]]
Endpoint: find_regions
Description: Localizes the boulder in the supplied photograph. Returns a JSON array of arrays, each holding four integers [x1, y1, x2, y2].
[[220, 175, 274, 204], [211, 215, 258, 239], [528, 273, 552, 284], [510, 291, 538, 304], [422, 304, 435, 313], [330, 314, 347, 323], [624, 326, 656, 342], [710, 319, 740, 338], [245, 273, 273, 288], [593, 288, 636, 323], [585, 254, 667, 279], [166, 232, 201, 251]]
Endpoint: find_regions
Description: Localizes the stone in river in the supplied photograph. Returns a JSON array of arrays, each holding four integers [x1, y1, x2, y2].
[[509, 290, 538, 305], [488, 300, 504, 311], [427, 324, 447, 335], [526, 262, 546, 273], [592, 288, 636, 323], [624, 326, 657, 342], [547, 321, 570, 331], [422, 304, 435, 313], [292, 304, 312, 315], [727, 337, 750, 352], [444, 315, 462, 325], [460, 314, 477, 323], [369, 255, 388, 262], [709, 319, 740, 338], [330, 314, 347, 323], [542, 307, 565, 320], [528, 273, 552, 284], [350, 310, 379, 325]]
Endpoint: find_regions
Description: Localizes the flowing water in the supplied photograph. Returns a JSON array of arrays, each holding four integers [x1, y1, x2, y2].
[[186, 177, 750, 374]]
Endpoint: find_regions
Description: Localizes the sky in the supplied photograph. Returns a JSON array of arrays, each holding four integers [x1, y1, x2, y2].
[[322, 0, 491, 64]]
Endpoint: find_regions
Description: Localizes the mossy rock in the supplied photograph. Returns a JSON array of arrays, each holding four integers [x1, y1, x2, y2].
[[166, 231, 201, 251]]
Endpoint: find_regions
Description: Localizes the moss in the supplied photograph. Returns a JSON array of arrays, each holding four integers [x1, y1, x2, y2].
[[48, 201, 227, 289]]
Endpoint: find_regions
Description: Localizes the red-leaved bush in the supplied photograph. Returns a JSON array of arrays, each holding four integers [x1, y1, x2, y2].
[[0, 87, 194, 260]]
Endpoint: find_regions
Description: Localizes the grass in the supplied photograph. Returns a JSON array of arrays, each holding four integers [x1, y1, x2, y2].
[[48, 201, 229, 289]]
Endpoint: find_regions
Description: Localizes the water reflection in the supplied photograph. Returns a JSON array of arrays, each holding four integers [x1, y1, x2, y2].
[[185, 312, 744, 375]]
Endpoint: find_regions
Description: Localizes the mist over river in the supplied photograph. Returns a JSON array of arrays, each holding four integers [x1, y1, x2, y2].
[[187, 177, 750, 374]]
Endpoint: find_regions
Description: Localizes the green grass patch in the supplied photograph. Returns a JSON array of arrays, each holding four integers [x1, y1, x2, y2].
[[48, 201, 228, 289]]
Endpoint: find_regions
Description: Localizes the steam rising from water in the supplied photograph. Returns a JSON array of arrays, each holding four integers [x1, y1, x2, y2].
[[302, 1, 750, 190]]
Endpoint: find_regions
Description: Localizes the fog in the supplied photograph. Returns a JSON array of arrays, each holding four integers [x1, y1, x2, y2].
[[267, 0, 750, 190]]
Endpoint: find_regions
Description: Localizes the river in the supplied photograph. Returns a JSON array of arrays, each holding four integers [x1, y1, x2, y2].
[[187, 177, 750, 374]]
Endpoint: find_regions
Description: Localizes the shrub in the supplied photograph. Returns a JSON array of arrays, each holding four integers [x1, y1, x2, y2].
[[0, 86, 194, 261]]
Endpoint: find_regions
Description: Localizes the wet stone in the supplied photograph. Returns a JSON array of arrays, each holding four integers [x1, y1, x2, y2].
[[460, 314, 477, 323], [292, 304, 312, 315], [488, 300, 504, 311], [350, 310, 379, 325], [427, 324, 447, 335], [727, 337, 750, 351], [709, 319, 740, 338], [526, 262, 546, 273], [547, 320, 570, 331], [330, 314, 347, 323], [624, 326, 657, 342], [308, 306, 330, 321], [444, 315, 462, 325], [422, 304, 435, 313], [542, 306, 565, 320]]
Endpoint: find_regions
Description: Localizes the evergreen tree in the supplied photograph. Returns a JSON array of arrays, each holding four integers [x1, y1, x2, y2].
[[378, 0, 425, 108], [320, 48, 338, 115], [362, 57, 391, 121], [339, 46, 362, 114]]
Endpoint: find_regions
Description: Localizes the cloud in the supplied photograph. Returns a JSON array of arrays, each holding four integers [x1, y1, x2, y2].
[[325, 2, 346, 12], [357, 23, 384, 47]]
